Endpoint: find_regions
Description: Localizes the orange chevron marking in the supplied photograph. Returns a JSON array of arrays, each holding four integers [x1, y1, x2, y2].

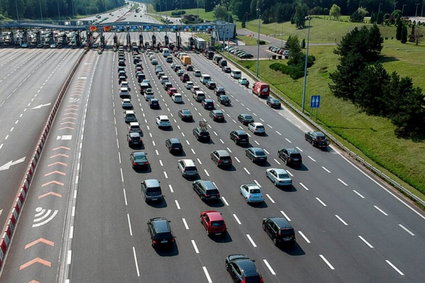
[[41, 180, 64, 187], [19, 258, 51, 270], [48, 162, 67, 167], [52, 146, 70, 151], [44, 171, 66, 177], [25, 238, 54, 249], [49, 154, 69, 159], [38, 192, 62, 199]]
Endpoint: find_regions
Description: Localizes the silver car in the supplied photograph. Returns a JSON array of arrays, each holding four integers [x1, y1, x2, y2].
[[266, 168, 292, 187]]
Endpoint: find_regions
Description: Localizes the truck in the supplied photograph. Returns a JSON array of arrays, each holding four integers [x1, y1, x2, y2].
[[194, 37, 206, 50], [181, 55, 191, 66], [252, 82, 270, 98]]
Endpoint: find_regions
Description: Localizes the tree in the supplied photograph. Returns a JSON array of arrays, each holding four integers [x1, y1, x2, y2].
[[401, 24, 407, 43], [286, 35, 303, 65], [396, 20, 402, 40], [293, 1, 308, 29], [350, 7, 368, 23], [214, 5, 228, 21], [329, 4, 341, 20]]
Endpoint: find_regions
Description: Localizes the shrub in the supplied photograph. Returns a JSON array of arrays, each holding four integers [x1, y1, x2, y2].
[[171, 10, 185, 16]]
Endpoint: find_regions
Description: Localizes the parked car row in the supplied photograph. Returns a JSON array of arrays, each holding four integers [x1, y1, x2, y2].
[[268, 45, 289, 57], [224, 45, 254, 58]]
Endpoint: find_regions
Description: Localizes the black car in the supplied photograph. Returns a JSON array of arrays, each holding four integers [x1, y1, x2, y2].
[[230, 130, 249, 145], [127, 132, 142, 147], [262, 217, 296, 246], [206, 81, 217, 90], [246, 147, 267, 163], [278, 148, 302, 167], [192, 180, 221, 201], [218, 95, 231, 106], [186, 65, 193, 71], [193, 127, 210, 142], [202, 99, 215, 110], [225, 254, 263, 283], [178, 109, 193, 121], [305, 131, 330, 149], [130, 151, 149, 169], [267, 97, 281, 109], [149, 98, 160, 109], [238, 114, 254, 125], [165, 138, 183, 154], [147, 217, 175, 248], [210, 150, 232, 167], [137, 72, 146, 82], [209, 110, 225, 122]]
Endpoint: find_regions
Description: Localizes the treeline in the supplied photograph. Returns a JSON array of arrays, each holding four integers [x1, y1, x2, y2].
[[0, 0, 125, 20], [330, 25, 425, 138]]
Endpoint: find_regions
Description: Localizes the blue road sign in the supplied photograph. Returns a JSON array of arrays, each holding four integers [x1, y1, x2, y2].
[[310, 95, 321, 108]]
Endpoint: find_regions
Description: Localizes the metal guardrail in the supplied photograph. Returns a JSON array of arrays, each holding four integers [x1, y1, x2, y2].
[[220, 51, 425, 208]]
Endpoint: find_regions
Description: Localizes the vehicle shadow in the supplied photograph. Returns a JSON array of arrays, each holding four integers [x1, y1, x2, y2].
[[256, 161, 271, 168], [277, 185, 297, 192], [148, 198, 168, 208], [279, 242, 306, 256], [134, 166, 152, 173], [129, 143, 145, 150], [160, 126, 173, 131], [249, 202, 268, 208], [220, 165, 237, 172], [172, 150, 187, 157], [209, 232, 233, 243], [292, 164, 309, 171], [206, 200, 225, 208], [154, 243, 179, 257]]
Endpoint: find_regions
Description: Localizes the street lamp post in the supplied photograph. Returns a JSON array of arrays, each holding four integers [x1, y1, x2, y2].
[[15, 0, 19, 21], [39, 0, 43, 22], [402, 4, 406, 15], [301, 16, 311, 113], [256, 7, 261, 77]]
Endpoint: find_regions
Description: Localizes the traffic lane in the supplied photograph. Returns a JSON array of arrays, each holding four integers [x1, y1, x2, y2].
[[69, 51, 140, 282], [0, 49, 40, 81], [0, 51, 96, 283], [0, 50, 83, 230]]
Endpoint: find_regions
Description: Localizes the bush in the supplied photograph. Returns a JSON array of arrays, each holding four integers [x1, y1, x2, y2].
[[269, 62, 305, 79], [171, 10, 186, 16], [258, 40, 266, 45]]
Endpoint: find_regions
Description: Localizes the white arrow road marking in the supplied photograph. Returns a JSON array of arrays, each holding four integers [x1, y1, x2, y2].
[[31, 103, 51, 110], [0, 156, 26, 171]]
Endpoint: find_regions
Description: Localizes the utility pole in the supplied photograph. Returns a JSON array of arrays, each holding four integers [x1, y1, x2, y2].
[[415, 2, 420, 45], [376, 2, 382, 24], [402, 4, 406, 15], [39, 0, 43, 22], [301, 16, 311, 113], [15, 0, 19, 21], [255, 4, 261, 77]]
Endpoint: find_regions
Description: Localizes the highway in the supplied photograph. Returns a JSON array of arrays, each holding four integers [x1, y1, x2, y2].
[[1, 4, 425, 283]]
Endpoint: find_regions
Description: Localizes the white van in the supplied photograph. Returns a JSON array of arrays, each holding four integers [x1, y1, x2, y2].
[[200, 74, 211, 85], [194, 91, 206, 102], [162, 48, 170, 57], [231, 70, 242, 79]]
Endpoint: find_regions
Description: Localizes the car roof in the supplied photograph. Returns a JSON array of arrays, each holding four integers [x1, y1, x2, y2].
[[249, 147, 263, 152], [122, 98, 131, 102], [235, 130, 247, 135], [313, 131, 325, 137], [125, 110, 135, 114], [198, 180, 217, 190], [129, 122, 139, 126], [251, 122, 263, 126], [215, 150, 230, 156], [204, 211, 223, 221], [212, 110, 223, 114], [233, 258, 258, 276], [129, 132, 140, 137], [204, 99, 213, 102], [158, 115, 169, 119], [144, 179, 160, 187], [240, 114, 252, 117], [268, 217, 292, 229], [179, 159, 195, 166], [269, 168, 288, 175]]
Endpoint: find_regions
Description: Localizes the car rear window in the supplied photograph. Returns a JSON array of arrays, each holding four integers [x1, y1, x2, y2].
[[239, 134, 248, 139], [250, 189, 261, 194], [146, 188, 161, 195], [254, 150, 265, 156], [245, 276, 262, 283], [185, 166, 197, 172], [256, 125, 264, 129], [280, 228, 294, 236], [211, 221, 225, 227], [290, 153, 301, 158], [206, 189, 219, 195], [200, 131, 209, 136], [220, 156, 231, 161], [154, 232, 172, 240]]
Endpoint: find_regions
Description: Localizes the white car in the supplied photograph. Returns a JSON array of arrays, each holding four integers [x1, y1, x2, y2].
[[193, 70, 202, 77], [266, 168, 292, 187], [240, 184, 264, 203], [172, 93, 183, 103], [248, 122, 266, 135], [185, 81, 194, 89], [191, 85, 200, 94], [156, 115, 171, 128]]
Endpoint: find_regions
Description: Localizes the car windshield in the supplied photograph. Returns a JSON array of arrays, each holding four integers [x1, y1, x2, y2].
[[250, 189, 261, 194], [211, 221, 225, 227], [186, 166, 197, 172]]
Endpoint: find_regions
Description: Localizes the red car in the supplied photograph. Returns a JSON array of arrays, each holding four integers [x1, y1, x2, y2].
[[200, 210, 227, 236], [167, 87, 177, 96]]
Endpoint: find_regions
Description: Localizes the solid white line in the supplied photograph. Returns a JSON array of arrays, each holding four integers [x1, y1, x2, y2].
[[299, 182, 309, 191], [202, 266, 213, 283], [159, 160, 163, 166], [280, 211, 291, 221], [127, 214, 133, 236], [398, 224, 415, 236], [338, 178, 348, 186], [335, 215, 348, 226], [234, 156, 240, 163], [266, 194, 275, 203], [246, 234, 257, 247], [66, 250, 72, 265], [285, 138, 292, 143], [191, 240, 200, 253], [168, 184, 174, 193], [244, 167, 250, 175], [308, 155, 316, 162], [358, 235, 374, 248], [322, 166, 331, 173], [164, 171, 168, 179], [263, 259, 276, 275], [182, 218, 189, 230], [274, 158, 281, 165], [175, 200, 181, 210], [222, 197, 229, 206], [123, 188, 128, 206], [385, 260, 404, 276], [316, 197, 327, 207], [353, 190, 365, 199], [233, 214, 241, 224], [132, 247, 140, 277], [298, 231, 310, 243], [320, 254, 335, 270], [374, 205, 388, 216]]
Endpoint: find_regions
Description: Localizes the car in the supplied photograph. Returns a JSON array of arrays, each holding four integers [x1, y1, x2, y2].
[[245, 147, 267, 163], [238, 114, 254, 125], [144, 90, 154, 101], [230, 130, 249, 145], [127, 132, 143, 147], [141, 179, 163, 202], [167, 87, 177, 96], [118, 74, 127, 84], [239, 77, 249, 86], [225, 254, 263, 283], [130, 151, 149, 169], [165, 138, 183, 154], [163, 82, 173, 91], [262, 217, 295, 246], [141, 79, 151, 87], [156, 115, 171, 128], [200, 211, 227, 236], [222, 66, 231, 73], [159, 75, 169, 84], [305, 131, 330, 149], [149, 98, 160, 109], [210, 150, 232, 167], [193, 69, 201, 77], [206, 81, 217, 90], [194, 91, 206, 102], [121, 98, 133, 109], [124, 110, 137, 123], [185, 81, 194, 89], [218, 95, 231, 106], [151, 59, 158, 65], [193, 127, 210, 142], [178, 109, 193, 121], [177, 69, 185, 77], [147, 217, 175, 248], [192, 180, 221, 201], [177, 159, 198, 178], [191, 85, 200, 94], [278, 148, 302, 167], [180, 73, 190, 82], [137, 72, 145, 82], [215, 87, 226, 96], [186, 65, 193, 71], [156, 71, 165, 79], [129, 122, 143, 135], [155, 65, 163, 74], [172, 93, 183, 103], [173, 64, 182, 72], [267, 97, 281, 109], [202, 99, 214, 110], [209, 110, 225, 122], [266, 168, 292, 187], [248, 122, 266, 135], [166, 56, 173, 63], [240, 184, 264, 203]]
